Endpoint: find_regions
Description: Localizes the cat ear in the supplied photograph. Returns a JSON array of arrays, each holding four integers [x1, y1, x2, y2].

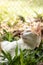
[[36, 22, 41, 35], [31, 22, 41, 35]]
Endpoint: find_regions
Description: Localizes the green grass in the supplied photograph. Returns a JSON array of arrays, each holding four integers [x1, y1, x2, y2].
[[0, 40, 43, 65]]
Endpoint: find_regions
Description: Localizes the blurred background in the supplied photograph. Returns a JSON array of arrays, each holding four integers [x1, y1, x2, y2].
[[0, 0, 43, 19], [0, 0, 43, 37]]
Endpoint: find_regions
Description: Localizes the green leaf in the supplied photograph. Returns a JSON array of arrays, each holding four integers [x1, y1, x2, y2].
[[7, 22, 12, 27], [20, 49, 25, 65], [3, 29, 13, 42], [33, 10, 43, 18], [15, 44, 18, 57], [2, 50, 12, 64]]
